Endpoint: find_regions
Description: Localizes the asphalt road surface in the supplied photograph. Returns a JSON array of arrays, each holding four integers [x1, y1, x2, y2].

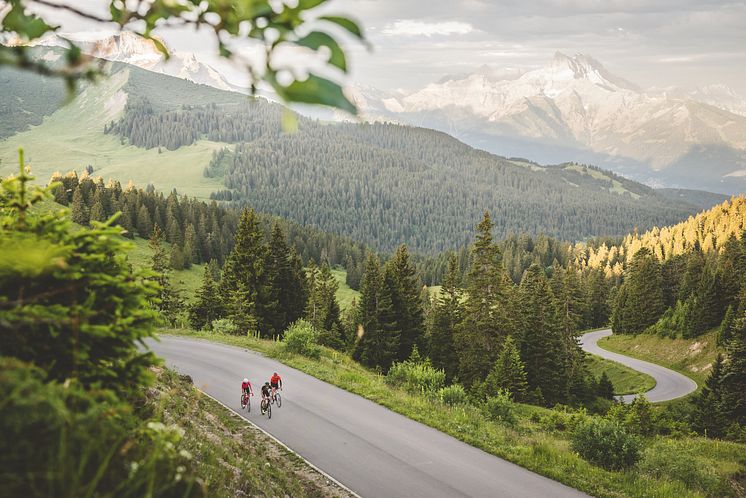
[[579, 329, 698, 403], [148, 336, 587, 498]]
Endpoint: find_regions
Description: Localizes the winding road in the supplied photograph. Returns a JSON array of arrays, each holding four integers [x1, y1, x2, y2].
[[148, 336, 587, 498], [579, 329, 698, 403]]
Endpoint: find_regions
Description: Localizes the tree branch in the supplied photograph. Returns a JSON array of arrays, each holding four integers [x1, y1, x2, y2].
[[31, 0, 110, 23]]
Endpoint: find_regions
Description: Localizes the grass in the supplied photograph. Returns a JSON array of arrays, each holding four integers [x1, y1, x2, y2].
[[330, 268, 359, 310], [585, 354, 657, 395], [0, 67, 224, 200], [126, 237, 206, 301], [598, 330, 720, 386], [150, 367, 347, 497], [160, 328, 746, 498]]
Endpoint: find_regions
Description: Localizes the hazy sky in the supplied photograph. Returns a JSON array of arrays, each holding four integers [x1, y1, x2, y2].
[[30, 0, 746, 94]]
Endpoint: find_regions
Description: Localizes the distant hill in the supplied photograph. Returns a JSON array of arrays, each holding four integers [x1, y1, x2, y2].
[[656, 188, 730, 211], [0, 55, 704, 253]]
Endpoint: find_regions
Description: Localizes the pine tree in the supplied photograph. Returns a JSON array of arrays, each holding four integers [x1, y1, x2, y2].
[[136, 205, 153, 239], [484, 335, 528, 401], [170, 244, 186, 270], [189, 266, 223, 330], [220, 209, 267, 335], [429, 253, 462, 382], [692, 354, 726, 437], [719, 311, 746, 430], [517, 264, 568, 405], [597, 372, 615, 400], [612, 248, 665, 334], [306, 262, 343, 348], [89, 189, 107, 223], [353, 255, 399, 371], [719, 305, 737, 346], [149, 225, 182, 326], [456, 212, 514, 388], [70, 187, 89, 225], [387, 245, 425, 362]]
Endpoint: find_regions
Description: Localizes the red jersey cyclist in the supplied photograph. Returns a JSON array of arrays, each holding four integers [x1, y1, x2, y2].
[[270, 372, 283, 398], [241, 377, 254, 400]]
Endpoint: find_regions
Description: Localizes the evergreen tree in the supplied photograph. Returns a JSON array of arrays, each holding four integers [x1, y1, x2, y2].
[[136, 204, 153, 239], [719, 311, 746, 431], [220, 209, 267, 335], [169, 244, 186, 270], [148, 225, 182, 326], [207, 258, 222, 281], [70, 187, 89, 225], [306, 262, 344, 348], [612, 248, 665, 334], [89, 189, 107, 223], [484, 335, 528, 401], [428, 254, 462, 382], [597, 372, 615, 400], [719, 305, 737, 346], [387, 245, 425, 362], [188, 266, 223, 330], [692, 354, 726, 438], [456, 212, 514, 388], [517, 264, 568, 405], [353, 255, 399, 371]]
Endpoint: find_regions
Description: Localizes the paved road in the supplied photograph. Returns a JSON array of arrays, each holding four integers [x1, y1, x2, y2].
[[579, 329, 698, 403], [148, 336, 587, 498]]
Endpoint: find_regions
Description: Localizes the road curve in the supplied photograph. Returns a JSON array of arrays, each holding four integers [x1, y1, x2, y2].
[[148, 336, 587, 498], [579, 329, 697, 403]]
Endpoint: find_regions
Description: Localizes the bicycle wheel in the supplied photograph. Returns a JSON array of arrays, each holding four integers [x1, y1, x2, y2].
[[266, 400, 272, 419], [240, 394, 247, 410], [246, 396, 251, 412], [275, 393, 281, 408]]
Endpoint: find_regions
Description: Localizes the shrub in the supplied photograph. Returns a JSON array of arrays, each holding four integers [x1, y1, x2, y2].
[[438, 384, 468, 406], [484, 390, 516, 425], [538, 406, 589, 433], [571, 418, 642, 470], [639, 440, 725, 495], [211, 318, 238, 335], [386, 360, 445, 394], [282, 320, 322, 359], [0, 358, 200, 497]]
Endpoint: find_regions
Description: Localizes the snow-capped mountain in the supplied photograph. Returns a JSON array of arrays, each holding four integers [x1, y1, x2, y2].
[[353, 52, 746, 194], [32, 31, 241, 93]]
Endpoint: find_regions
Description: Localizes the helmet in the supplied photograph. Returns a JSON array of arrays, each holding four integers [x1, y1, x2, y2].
[[265, 381, 270, 386], [243, 378, 249, 383], [273, 372, 278, 376]]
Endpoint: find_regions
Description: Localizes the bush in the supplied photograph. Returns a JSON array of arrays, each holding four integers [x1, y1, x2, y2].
[[211, 318, 238, 335], [484, 390, 516, 425], [438, 384, 468, 406], [282, 320, 322, 359], [0, 358, 200, 497], [639, 441, 725, 495], [538, 406, 589, 433], [571, 418, 642, 470], [386, 359, 445, 394]]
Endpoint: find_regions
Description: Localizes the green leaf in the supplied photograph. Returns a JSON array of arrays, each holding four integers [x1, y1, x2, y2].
[[297, 0, 330, 9], [278, 73, 356, 114], [3, 3, 56, 40], [295, 31, 346, 71], [319, 16, 364, 40]]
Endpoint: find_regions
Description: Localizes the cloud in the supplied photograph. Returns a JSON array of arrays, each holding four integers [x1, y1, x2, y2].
[[381, 20, 474, 37]]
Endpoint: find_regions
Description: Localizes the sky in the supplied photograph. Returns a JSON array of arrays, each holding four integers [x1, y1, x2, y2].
[[26, 0, 746, 95]]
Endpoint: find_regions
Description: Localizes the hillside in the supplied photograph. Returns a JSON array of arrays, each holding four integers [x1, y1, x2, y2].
[[0, 58, 704, 254]]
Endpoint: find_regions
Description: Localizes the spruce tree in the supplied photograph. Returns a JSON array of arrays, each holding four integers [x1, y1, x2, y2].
[[692, 354, 726, 437], [188, 266, 223, 330], [149, 225, 182, 326], [719, 312, 746, 430], [612, 248, 665, 334], [517, 264, 568, 405], [70, 187, 89, 225], [89, 189, 107, 223], [387, 245, 425, 362], [220, 209, 267, 335], [719, 305, 736, 346], [597, 372, 615, 400], [306, 262, 343, 348], [429, 253, 462, 382], [136, 205, 153, 239], [456, 212, 514, 388], [484, 335, 528, 401], [353, 255, 399, 371]]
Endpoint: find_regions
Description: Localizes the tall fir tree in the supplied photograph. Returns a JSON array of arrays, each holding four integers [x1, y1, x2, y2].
[[353, 254, 399, 371], [612, 248, 665, 334], [692, 354, 726, 437], [516, 264, 568, 405], [387, 245, 425, 362], [188, 266, 223, 330], [149, 224, 182, 326], [455, 212, 514, 388], [220, 209, 267, 335], [484, 335, 528, 401], [719, 310, 746, 431], [306, 262, 344, 348], [428, 253, 462, 382], [71, 187, 89, 225]]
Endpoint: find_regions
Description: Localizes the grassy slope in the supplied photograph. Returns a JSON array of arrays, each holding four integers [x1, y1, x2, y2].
[[161, 329, 746, 498], [585, 355, 656, 395], [152, 367, 347, 497], [0, 68, 224, 200], [330, 268, 359, 310], [598, 330, 719, 386]]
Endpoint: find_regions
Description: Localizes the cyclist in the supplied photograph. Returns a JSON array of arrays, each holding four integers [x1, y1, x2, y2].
[[270, 372, 283, 399], [260, 381, 272, 414], [241, 377, 253, 402]]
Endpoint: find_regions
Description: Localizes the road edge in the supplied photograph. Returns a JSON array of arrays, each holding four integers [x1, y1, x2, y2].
[[197, 389, 362, 498]]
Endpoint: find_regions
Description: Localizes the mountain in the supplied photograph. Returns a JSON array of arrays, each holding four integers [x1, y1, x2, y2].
[[353, 52, 746, 195], [27, 31, 242, 93], [655, 188, 730, 211], [0, 57, 706, 253]]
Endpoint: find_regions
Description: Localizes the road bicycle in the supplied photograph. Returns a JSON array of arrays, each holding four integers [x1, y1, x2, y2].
[[261, 395, 272, 419], [271, 390, 282, 408], [240, 391, 252, 412]]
